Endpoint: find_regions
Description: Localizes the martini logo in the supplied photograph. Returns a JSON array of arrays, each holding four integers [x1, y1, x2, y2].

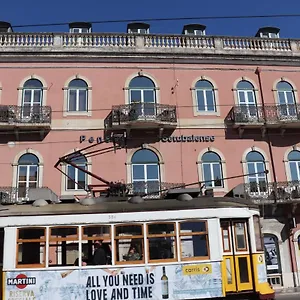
[[7, 274, 36, 289]]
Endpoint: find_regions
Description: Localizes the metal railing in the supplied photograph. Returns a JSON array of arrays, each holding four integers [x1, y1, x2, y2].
[[0, 105, 52, 125], [107, 103, 177, 127], [244, 180, 300, 203], [126, 181, 185, 199], [227, 104, 300, 125], [0, 186, 59, 204]]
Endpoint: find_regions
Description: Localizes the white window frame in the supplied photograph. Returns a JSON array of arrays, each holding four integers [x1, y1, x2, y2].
[[17, 164, 39, 200], [70, 28, 90, 33], [247, 161, 267, 195], [202, 161, 223, 188], [191, 77, 220, 117], [277, 86, 296, 118], [128, 28, 148, 34], [129, 88, 156, 118], [260, 32, 279, 38], [131, 163, 160, 194], [67, 88, 88, 112], [66, 162, 87, 191], [22, 88, 43, 119], [289, 160, 300, 181], [196, 88, 216, 113], [185, 29, 205, 36], [63, 76, 92, 117]]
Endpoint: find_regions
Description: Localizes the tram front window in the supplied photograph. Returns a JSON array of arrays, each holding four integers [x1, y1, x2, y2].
[[17, 227, 46, 267], [147, 223, 176, 261], [49, 227, 79, 267], [115, 224, 144, 263], [179, 221, 209, 260]]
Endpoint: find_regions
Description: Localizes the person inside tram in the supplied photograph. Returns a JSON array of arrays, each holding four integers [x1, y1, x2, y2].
[[123, 245, 141, 261], [92, 240, 107, 265], [74, 257, 88, 266], [102, 241, 112, 265]]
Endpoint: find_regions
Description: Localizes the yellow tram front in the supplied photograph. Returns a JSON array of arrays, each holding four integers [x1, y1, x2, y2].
[[0, 195, 274, 300]]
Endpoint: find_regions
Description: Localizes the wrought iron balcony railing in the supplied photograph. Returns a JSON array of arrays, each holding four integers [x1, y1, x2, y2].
[[106, 103, 177, 127], [227, 104, 300, 125], [0, 105, 52, 125], [126, 181, 185, 199], [244, 180, 300, 203], [0, 186, 59, 204]]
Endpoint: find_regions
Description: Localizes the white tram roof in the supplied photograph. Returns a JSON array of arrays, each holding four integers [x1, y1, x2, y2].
[[0, 196, 258, 217]]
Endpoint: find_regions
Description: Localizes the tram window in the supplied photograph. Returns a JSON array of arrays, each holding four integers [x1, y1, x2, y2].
[[17, 227, 46, 267], [147, 222, 176, 262], [234, 222, 247, 251], [82, 226, 111, 266], [115, 224, 144, 264], [49, 226, 79, 267], [179, 221, 209, 260], [253, 216, 263, 251], [221, 221, 231, 252]]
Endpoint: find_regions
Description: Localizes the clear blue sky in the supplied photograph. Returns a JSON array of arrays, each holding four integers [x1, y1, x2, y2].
[[1, 0, 300, 38]]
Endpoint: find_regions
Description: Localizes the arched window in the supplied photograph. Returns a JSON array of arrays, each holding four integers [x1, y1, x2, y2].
[[288, 150, 300, 181], [68, 79, 88, 112], [128, 76, 156, 118], [264, 234, 282, 286], [236, 80, 258, 119], [195, 80, 216, 112], [17, 153, 39, 199], [276, 81, 296, 117], [246, 151, 267, 194], [201, 151, 223, 188], [66, 156, 87, 190], [22, 79, 43, 118], [131, 149, 160, 195]]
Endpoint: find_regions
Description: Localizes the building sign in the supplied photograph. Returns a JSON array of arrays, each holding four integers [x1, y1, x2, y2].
[[161, 135, 215, 143], [79, 135, 215, 144], [4, 263, 223, 300]]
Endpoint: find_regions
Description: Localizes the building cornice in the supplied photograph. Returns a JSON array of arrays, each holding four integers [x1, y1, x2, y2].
[[0, 33, 299, 66]]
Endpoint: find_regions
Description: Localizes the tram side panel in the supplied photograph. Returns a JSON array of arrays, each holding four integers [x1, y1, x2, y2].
[[2, 219, 226, 300]]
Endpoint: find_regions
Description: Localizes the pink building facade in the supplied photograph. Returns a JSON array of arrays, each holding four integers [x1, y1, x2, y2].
[[0, 22, 300, 290]]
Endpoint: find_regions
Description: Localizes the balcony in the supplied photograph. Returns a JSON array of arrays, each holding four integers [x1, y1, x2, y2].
[[0, 105, 52, 131], [125, 181, 184, 199], [0, 186, 59, 205], [226, 104, 300, 129], [105, 103, 177, 131], [243, 181, 300, 204]]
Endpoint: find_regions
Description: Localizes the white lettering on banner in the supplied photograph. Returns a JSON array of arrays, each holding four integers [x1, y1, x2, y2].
[[5, 263, 228, 300]]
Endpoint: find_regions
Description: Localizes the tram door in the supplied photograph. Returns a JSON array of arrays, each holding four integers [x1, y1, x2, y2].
[[220, 220, 253, 293]]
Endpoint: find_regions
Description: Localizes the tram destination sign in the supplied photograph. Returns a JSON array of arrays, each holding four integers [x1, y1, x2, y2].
[[79, 135, 215, 144]]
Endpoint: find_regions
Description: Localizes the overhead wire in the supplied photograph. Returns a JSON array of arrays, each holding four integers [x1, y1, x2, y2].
[[11, 14, 300, 29]]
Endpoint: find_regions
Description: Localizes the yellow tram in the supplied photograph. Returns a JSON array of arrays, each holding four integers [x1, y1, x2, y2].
[[0, 194, 274, 300]]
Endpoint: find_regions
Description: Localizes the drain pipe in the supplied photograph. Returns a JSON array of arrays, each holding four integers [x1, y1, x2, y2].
[[255, 67, 278, 198], [256, 67, 298, 287]]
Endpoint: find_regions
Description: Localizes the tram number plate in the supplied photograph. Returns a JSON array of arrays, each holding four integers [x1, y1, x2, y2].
[[108, 214, 116, 221]]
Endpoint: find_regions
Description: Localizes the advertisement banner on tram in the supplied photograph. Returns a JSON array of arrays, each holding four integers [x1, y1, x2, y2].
[[4, 262, 223, 300]]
